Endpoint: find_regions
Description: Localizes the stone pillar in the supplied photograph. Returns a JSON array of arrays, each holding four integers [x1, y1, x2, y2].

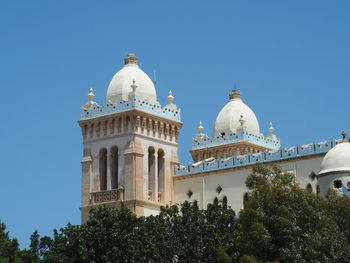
[[148, 151, 157, 201], [106, 149, 111, 190], [168, 149, 180, 205], [124, 140, 144, 216], [81, 147, 92, 223]]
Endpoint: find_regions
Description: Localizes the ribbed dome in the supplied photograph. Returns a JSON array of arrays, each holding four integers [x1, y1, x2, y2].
[[106, 54, 157, 104], [319, 141, 350, 175], [213, 90, 260, 136]]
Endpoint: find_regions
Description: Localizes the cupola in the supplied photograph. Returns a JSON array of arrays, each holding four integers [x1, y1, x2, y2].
[[106, 54, 157, 104], [213, 90, 260, 136]]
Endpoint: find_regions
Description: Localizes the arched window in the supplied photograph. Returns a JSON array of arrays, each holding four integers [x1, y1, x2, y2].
[[90, 123, 94, 138], [148, 147, 156, 201], [306, 183, 312, 192], [125, 116, 131, 131], [99, 148, 107, 191], [109, 119, 115, 134], [157, 149, 165, 202], [117, 117, 122, 133], [317, 184, 320, 195], [110, 146, 118, 189]]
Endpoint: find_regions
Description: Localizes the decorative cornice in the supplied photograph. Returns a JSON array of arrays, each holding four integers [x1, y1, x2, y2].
[[177, 138, 342, 177], [80, 97, 181, 122], [192, 130, 280, 151]]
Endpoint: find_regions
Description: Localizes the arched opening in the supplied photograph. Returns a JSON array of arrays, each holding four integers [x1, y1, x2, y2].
[[148, 147, 156, 201], [99, 148, 107, 191], [83, 124, 88, 139], [96, 122, 101, 137], [117, 117, 122, 133], [110, 119, 115, 134], [306, 183, 312, 192], [90, 123, 94, 138], [157, 149, 165, 202], [125, 116, 131, 131], [110, 146, 118, 189]]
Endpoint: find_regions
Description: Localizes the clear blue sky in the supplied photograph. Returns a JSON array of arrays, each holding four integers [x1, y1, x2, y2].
[[1, 1, 350, 247]]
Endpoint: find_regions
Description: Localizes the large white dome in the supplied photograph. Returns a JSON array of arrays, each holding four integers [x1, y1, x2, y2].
[[106, 54, 157, 104], [319, 140, 350, 175], [213, 90, 260, 136]]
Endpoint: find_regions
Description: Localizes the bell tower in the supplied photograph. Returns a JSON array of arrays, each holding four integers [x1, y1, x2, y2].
[[78, 54, 182, 222]]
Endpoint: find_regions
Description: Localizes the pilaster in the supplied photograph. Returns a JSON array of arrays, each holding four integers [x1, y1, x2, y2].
[[124, 139, 144, 215]]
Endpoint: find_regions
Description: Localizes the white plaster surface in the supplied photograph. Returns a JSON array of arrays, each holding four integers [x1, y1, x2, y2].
[[174, 156, 324, 213]]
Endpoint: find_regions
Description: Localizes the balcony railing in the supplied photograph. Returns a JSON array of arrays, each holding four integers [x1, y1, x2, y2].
[[147, 190, 163, 203], [90, 186, 125, 205], [90, 187, 163, 205]]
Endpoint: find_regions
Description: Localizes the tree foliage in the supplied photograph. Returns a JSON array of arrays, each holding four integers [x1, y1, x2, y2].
[[240, 165, 350, 262], [3, 164, 350, 262]]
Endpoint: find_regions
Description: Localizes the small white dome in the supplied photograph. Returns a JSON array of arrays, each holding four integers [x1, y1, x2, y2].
[[213, 90, 260, 136], [319, 140, 350, 175], [106, 54, 157, 104]]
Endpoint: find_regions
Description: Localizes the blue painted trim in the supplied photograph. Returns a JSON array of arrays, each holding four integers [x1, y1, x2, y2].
[[176, 139, 340, 176], [341, 185, 350, 197], [81, 96, 181, 121], [192, 131, 280, 151]]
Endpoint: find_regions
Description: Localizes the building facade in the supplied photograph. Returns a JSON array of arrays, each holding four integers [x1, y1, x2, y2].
[[79, 54, 350, 221]]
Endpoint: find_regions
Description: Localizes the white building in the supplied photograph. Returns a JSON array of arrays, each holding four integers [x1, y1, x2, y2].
[[78, 54, 350, 221]]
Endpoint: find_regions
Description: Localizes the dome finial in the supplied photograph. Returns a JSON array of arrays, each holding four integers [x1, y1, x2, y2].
[[236, 115, 246, 134], [229, 89, 241, 100], [168, 90, 174, 103], [164, 90, 178, 111], [268, 122, 275, 134], [342, 130, 348, 142], [198, 121, 204, 133], [124, 53, 138, 65], [128, 80, 138, 100], [195, 121, 207, 141], [131, 79, 138, 92], [88, 88, 95, 101], [82, 87, 98, 110], [267, 122, 278, 141]]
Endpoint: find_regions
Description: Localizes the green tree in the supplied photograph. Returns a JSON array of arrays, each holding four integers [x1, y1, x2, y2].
[[81, 204, 142, 263], [9, 163, 350, 262], [20, 230, 41, 263], [0, 221, 22, 263], [39, 224, 85, 263], [158, 200, 239, 262], [324, 189, 350, 242], [240, 164, 350, 262]]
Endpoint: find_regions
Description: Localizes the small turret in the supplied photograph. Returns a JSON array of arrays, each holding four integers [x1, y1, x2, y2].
[[266, 122, 278, 141], [82, 88, 99, 110], [195, 121, 208, 141], [236, 115, 246, 134], [164, 90, 178, 111]]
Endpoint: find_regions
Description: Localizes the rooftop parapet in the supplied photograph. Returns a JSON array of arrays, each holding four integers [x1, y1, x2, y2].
[[192, 131, 280, 150], [177, 138, 341, 176], [81, 96, 181, 122]]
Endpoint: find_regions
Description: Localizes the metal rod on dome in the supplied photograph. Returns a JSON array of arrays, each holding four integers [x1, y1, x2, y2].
[[153, 70, 157, 87]]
